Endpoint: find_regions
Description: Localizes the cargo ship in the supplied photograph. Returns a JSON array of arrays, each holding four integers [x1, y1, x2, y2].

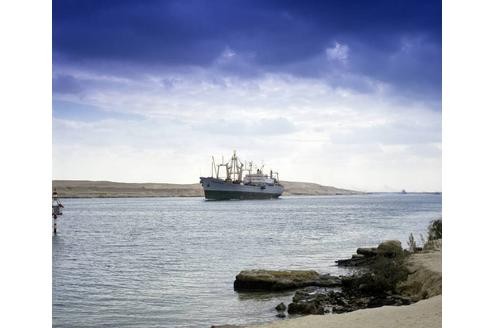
[[200, 151, 284, 200]]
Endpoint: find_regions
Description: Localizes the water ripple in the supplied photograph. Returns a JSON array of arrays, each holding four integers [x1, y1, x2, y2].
[[53, 194, 441, 327]]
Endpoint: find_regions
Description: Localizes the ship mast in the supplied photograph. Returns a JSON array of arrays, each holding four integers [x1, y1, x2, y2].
[[229, 150, 244, 182], [213, 155, 230, 180], [211, 151, 279, 183], [211, 156, 216, 178]]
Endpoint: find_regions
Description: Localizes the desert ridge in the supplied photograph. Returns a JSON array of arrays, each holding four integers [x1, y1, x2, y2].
[[52, 180, 363, 198]]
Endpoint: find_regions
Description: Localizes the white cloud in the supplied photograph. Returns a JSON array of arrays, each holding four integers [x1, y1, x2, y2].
[[326, 42, 349, 64], [221, 46, 236, 59], [53, 69, 441, 191]]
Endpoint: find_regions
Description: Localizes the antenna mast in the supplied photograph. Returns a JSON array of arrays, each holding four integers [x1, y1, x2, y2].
[[211, 156, 217, 178]]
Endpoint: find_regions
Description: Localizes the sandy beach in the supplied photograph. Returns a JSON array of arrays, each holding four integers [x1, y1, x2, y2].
[[251, 295, 441, 328], [251, 243, 442, 328]]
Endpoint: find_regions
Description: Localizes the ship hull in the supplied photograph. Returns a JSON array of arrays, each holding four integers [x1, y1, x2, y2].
[[200, 177, 283, 200]]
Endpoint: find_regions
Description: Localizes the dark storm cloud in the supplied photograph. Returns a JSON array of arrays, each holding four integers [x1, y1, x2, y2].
[[53, 0, 441, 98]]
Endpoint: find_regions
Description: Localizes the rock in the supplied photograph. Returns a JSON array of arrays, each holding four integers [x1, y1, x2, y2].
[[332, 305, 346, 313], [288, 301, 324, 315], [383, 296, 396, 305], [367, 297, 386, 308], [288, 287, 332, 315], [391, 295, 412, 305], [335, 258, 355, 266], [292, 287, 314, 302], [290, 287, 372, 315], [234, 270, 318, 291], [337, 241, 404, 267], [336, 257, 373, 267], [376, 240, 403, 258], [288, 279, 416, 316], [356, 247, 378, 257], [316, 274, 342, 287], [355, 297, 370, 307], [399, 296, 412, 305], [275, 302, 286, 312], [363, 294, 411, 309], [340, 275, 359, 288], [337, 246, 379, 267], [292, 287, 329, 303], [336, 297, 349, 307], [234, 270, 341, 291], [275, 312, 286, 318]]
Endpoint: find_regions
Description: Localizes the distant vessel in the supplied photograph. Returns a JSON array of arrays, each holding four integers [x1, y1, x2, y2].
[[200, 151, 284, 200]]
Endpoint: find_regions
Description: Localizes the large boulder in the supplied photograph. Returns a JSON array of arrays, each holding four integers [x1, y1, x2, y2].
[[233, 270, 341, 291]]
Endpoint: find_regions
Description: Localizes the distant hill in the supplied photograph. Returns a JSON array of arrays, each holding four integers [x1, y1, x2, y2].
[[280, 181, 363, 196], [52, 180, 363, 198]]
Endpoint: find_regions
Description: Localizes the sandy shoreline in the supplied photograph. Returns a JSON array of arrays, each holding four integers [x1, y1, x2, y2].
[[251, 295, 441, 328], [249, 244, 442, 328]]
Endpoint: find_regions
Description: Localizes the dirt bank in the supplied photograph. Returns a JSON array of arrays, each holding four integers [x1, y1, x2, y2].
[[399, 240, 442, 301]]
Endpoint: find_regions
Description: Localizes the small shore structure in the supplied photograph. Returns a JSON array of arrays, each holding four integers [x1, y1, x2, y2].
[[52, 189, 64, 234]]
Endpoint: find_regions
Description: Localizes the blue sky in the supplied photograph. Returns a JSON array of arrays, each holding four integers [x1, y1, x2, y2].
[[53, 0, 441, 191]]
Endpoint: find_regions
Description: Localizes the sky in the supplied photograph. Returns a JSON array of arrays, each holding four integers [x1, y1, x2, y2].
[[53, 0, 441, 192]]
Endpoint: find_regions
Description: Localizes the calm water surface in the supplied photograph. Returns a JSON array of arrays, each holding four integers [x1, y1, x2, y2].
[[53, 194, 441, 327]]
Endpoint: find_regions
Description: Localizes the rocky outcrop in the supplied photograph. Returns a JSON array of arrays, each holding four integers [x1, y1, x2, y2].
[[286, 285, 414, 315], [233, 270, 341, 291], [336, 240, 404, 266], [226, 240, 441, 325], [335, 255, 374, 266], [287, 287, 329, 314], [357, 247, 378, 257], [288, 240, 413, 315]]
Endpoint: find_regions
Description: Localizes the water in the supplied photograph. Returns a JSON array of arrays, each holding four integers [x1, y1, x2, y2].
[[53, 194, 441, 327]]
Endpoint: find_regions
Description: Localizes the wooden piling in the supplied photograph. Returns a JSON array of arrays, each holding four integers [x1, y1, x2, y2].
[[53, 213, 57, 234]]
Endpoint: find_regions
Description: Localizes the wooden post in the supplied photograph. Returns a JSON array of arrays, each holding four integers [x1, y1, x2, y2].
[[52, 188, 63, 235], [53, 213, 57, 234]]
